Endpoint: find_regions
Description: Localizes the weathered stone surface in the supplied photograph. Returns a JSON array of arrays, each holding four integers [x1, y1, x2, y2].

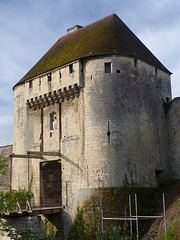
[[0, 144, 12, 192], [168, 97, 180, 179]]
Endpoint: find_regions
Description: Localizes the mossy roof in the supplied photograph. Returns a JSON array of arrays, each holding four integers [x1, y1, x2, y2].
[[14, 14, 171, 88]]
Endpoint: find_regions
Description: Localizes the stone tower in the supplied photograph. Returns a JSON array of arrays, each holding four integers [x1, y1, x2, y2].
[[12, 14, 174, 234]]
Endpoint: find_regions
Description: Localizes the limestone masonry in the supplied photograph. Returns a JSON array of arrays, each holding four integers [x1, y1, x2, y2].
[[0, 14, 180, 237]]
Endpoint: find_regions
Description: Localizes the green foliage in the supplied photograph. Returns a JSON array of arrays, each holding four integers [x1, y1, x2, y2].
[[123, 173, 135, 197], [0, 188, 34, 213], [166, 225, 176, 239], [142, 228, 158, 240], [166, 221, 179, 240], [97, 225, 130, 240], [0, 173, 34, 213], [67, 204, 85, 240], [0, 155, 8, 185], [123, 173, 136, 217], [0, 219, 54, 240], [91, 197, 99, 238], [158, 218, 180, 240], [150, 179, 178, 213]]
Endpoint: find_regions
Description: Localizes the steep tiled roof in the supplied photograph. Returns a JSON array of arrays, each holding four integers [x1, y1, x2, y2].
[[14, 14, 171, 87]]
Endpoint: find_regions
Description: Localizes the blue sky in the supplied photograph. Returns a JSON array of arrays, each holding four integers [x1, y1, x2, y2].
[[0, 0, 180, 146]]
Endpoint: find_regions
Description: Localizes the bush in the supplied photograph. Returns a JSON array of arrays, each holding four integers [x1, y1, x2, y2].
[[0, 219, 54, 240]]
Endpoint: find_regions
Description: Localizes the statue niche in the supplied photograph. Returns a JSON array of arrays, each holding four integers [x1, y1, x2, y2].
[[50, 112, 57, 131]]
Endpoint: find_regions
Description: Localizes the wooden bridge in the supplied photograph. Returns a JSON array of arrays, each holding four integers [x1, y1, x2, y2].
[[1, 198, 64, 217]]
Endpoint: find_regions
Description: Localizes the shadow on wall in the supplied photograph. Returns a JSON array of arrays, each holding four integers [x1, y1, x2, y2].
[[44, 212, 72, 239]]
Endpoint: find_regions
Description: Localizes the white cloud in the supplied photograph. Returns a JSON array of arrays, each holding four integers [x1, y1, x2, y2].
[[0, 115, 13, 126]]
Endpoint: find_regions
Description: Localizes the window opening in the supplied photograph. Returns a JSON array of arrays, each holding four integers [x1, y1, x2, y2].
[[166, 97, 170, 103], [59, 71, 61, 79], [47, 73, 51, 82], [116, 70, 120, 73], [155, 68, 158, 77], [69, 64, 74, 74], [134, 59, 137, 68], [29, 80, 32, 89], [50, 112, 57, 131], [156, 170, 164, 178], [105, 62, 111, 73], [107, 121, 111, 143], [39, 78, 41, 86]]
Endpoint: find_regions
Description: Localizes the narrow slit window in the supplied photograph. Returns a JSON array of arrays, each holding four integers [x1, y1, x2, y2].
[[59, 71, 62, 79], [50, 113, 54, 131], [134, 59, 137, 68], [47, 73, 51, 82], [105, 62, 111, 73], [155, 68, 158, 77]]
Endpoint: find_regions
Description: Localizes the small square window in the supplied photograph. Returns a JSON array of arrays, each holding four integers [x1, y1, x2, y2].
[[69, 64, 74, 74], [47, 73, 51, 82], [166, 97, 170, 103], [116, 70, 120, 73], [156, 170, 163, 178], [29, 80, 32, 89], [105, 62, 111, 73]]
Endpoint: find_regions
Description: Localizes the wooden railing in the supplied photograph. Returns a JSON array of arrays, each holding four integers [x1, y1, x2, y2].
[[0, 197, 63, 216]]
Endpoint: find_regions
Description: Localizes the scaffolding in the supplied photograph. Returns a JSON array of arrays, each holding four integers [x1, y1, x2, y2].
[[101, 193, 167, 240]]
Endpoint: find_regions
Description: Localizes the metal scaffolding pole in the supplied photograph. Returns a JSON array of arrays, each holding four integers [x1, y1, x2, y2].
[[101, 205, 104, 233], [101, 193, 167, 240], [135, 193, 139, 240], [163, 193, 167, 240], [129, 194, 133, 236]]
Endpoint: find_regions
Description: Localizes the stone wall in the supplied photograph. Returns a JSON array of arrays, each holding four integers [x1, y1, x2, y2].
[[0, 144, 12, 192], [82, 56, 171, 188], [0, 216, 46, 240], [12, 55, 172, 237], [168, 97, 180, 179]]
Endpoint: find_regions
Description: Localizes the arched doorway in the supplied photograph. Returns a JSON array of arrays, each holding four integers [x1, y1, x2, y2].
[[40, 161, 61, 207]]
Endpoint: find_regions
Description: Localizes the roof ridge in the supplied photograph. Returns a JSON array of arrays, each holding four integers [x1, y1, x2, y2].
[[64, 13, 117, 37]]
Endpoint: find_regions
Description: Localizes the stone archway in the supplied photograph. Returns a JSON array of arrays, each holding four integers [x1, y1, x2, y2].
[[40, 161, 61, 207]]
